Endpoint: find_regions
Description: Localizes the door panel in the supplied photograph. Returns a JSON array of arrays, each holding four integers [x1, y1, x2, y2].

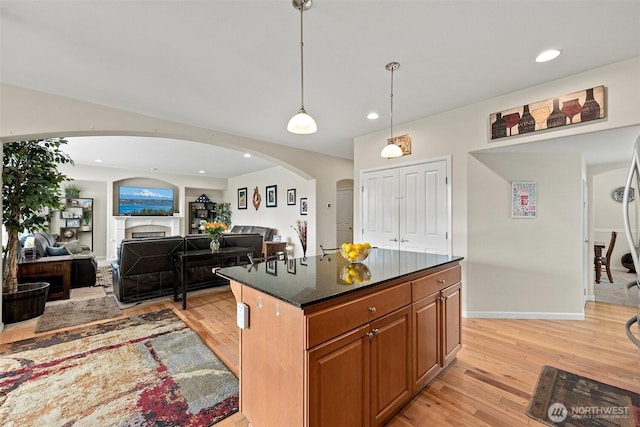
[[362, 169, 399, 249], [362, 160, 449, 254], [400, 161, 448, 254], [336, 188, 354, 245]]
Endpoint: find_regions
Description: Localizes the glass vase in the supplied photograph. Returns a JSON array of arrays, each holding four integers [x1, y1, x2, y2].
[[210, 238, 220, 253]]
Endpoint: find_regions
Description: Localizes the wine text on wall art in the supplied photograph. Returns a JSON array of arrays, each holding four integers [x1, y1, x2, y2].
[[489, 85, 605, 141]]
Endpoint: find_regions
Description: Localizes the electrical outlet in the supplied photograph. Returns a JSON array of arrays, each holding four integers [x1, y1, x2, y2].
[[237, 302, 249, 329]]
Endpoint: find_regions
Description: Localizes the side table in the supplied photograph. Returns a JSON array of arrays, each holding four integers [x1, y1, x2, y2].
[[262, 241, 287, 261], [18, 255, 73, 300]]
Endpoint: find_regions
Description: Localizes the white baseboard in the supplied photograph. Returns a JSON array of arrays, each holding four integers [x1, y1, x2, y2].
[[464, 310, 585, 320]]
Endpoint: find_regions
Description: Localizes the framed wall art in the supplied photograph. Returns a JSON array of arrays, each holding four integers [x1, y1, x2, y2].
[[266, 185, 277, 207], [512, 181, 537, 218], [66, 218, 81, 228], [287, 188, 296, 205], [300, 197, 308, 215], [237, 187, 247, 210], [490, 85, 605, 141], [388, 134, 412, 155]]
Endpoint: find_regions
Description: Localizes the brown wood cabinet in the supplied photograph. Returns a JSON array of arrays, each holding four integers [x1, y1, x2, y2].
[[230, 259, 462, 427], [412, 265, 462, 391]]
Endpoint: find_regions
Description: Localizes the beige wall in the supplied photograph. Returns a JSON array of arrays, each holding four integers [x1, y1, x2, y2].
[[228, 166, 316, 258], [354, 57, 640, 318], [0, 84, 354, 258]]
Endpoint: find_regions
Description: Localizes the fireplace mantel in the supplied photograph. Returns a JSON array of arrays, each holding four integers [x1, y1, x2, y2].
[[111, 216, 182, 257]]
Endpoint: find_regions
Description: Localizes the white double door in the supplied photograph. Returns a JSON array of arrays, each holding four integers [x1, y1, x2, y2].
[[361, 159, 449, 254]]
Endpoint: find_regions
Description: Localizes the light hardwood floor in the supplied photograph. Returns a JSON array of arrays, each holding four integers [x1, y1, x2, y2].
[[1, 288, 639, 426]]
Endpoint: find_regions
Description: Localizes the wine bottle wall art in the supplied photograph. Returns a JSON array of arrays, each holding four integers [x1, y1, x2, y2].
[[489, 85, 604, 141]]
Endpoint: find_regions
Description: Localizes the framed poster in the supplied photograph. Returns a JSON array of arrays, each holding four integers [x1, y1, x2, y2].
[[266, 185, 277, 207], [512, 181, 537, 218], [237, 187, 247, 210], [287, 188, 296, 205], [300, 197, 308, 215]]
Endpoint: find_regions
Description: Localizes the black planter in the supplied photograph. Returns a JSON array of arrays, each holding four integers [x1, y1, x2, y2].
[[2, 282, 50, 324]]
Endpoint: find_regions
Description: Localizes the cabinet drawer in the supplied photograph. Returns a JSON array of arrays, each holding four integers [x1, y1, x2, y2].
[[306, 283, 411, 349], [412, 265, 461, 301]]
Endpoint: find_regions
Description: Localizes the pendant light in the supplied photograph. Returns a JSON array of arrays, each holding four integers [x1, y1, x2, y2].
[[380, 62, 403, 158], [287, 0, 317, 134]]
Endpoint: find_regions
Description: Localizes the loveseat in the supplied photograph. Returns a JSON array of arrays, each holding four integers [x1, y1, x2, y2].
[[23, 231, 98, 288], [111, 233, 265, 303]]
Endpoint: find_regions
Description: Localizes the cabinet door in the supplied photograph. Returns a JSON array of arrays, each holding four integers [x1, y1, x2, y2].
[[441, 282, 462, 366], [370, 306, 412, 426], [308, 325, 371, 427], [412, 292, 440, 391]]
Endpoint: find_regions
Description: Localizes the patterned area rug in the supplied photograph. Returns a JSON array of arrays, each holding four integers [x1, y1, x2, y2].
[[35, 296, 122, 333], [527, 365, 640, 426], [0, 309, 238, 426]]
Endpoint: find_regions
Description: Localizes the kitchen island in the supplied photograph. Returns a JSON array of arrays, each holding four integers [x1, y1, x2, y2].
[[217, 248, 464, 427]]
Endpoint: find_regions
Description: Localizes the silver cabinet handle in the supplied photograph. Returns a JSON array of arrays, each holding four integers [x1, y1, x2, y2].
[[389, 237, 398, 242], [366, 332, 374, 339], [368, 306, 377, 314], [438, 279, 446, 284], [372, 328, 379, 335], [401, 238, 409, 242]]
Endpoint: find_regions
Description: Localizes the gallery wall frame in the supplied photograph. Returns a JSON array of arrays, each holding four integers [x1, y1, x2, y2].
[[237, 187, 247, 210], [266, 185, 277, 207], [300, 197, 308, 215], [287, 189, 296, 205], [512, 181, 537, 218], [490, 85, 605, 141]]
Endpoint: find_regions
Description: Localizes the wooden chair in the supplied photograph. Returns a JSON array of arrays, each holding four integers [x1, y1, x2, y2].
[[595, 231, 617, 283]]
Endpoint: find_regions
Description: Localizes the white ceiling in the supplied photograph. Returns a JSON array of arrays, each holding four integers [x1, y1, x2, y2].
[[2, 1, 640, 176]]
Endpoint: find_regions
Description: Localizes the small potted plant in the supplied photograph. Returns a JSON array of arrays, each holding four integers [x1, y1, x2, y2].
[[2, 138, 73, 323], [64, 184, 80, 198]]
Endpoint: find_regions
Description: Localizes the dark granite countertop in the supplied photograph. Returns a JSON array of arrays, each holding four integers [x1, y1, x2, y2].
[[217, 248, 463, 308]]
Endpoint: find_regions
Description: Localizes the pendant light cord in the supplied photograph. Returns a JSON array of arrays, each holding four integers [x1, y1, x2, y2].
[[390, 65, 394, 140], [299, 1, 305, 109]]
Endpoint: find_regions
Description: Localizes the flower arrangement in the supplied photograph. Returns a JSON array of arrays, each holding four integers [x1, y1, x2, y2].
[[291, 220, 307, 257], [199, 220, 228, 240]]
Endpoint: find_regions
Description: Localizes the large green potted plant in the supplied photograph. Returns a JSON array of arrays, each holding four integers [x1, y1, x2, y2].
[[2, 138, 73, 323]]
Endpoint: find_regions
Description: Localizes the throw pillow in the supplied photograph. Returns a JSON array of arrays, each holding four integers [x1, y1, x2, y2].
[[47, 246, 70, 256], [57, 240, 83, 254]]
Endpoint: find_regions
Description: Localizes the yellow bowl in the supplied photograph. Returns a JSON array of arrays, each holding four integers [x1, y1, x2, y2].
[[339, 243, 371, 263], [340, 263, 371, 285]]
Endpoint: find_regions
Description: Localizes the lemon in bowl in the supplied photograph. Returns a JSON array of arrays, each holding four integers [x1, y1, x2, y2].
[[340, 263, 371, 285], [339, 242, 371, 263]]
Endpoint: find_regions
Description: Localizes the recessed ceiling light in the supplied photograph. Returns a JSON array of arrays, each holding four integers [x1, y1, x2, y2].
[[367, 112, 380, 120], [243, 153, 251, 158], [536, 49, 561, 63], [94, 159, 103, 163], [198, 170, 205, 174]]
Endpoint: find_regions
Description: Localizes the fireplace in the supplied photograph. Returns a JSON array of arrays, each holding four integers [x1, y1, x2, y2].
[[131, 231, 166, 238], [110, 216, 182, 259]]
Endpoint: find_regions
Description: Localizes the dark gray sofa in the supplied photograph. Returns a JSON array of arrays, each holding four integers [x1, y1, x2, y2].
[[229, 225, 274, 242], [111, 233, 265, 303], [24, 231, 98, 288]]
